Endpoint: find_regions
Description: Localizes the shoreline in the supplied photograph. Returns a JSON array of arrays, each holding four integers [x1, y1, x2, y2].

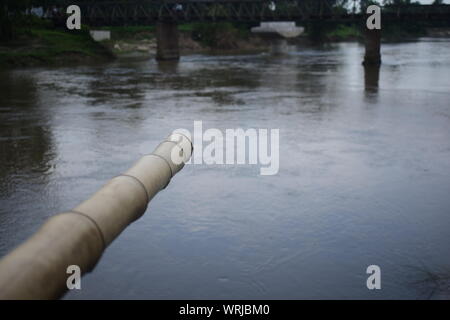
[[1, 24, 449, 69]]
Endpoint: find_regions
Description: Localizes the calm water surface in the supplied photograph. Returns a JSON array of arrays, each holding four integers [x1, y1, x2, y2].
[[1, 39, 450, 299]]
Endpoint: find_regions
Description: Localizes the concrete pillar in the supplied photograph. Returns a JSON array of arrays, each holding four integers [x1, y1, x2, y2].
[[363, 28, 381, 66], [156, 21, 180, 61]]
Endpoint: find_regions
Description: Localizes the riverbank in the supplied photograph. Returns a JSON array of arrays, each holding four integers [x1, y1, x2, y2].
[[102, 23, 450, 58], [101, 23, 271, 59], [0, 22, 271, 67], [1, 21, 449, 68], [305, 23, 449, 42], [0, 24, 114, 68]]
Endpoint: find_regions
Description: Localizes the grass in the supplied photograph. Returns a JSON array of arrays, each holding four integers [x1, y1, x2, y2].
[[178, 24, 195, 32], [0, 25, 114, 67], [30, 29, 107, 56], [325, 24, 362, 41]]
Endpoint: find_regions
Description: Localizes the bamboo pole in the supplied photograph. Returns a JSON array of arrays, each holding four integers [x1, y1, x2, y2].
[[0, 132, 192, 300]]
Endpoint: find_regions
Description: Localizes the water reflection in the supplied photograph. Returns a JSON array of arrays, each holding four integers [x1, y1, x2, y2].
[[0, 71, 54, 197], [1, 39, 450, 299], [364, 64, 380, 94], [157, 60, 179, 74]]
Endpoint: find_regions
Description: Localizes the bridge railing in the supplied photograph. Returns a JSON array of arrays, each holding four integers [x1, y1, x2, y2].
[[382, 4, 450, 20], [56, 1, 450, 25], [67, 0, 344, 25]]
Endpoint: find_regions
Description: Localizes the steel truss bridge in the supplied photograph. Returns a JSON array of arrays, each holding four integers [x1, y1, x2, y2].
[[62, 1, 450, 26]]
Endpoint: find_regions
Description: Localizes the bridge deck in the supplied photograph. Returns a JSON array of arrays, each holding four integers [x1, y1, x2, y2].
[[59, 1, 450, 26]]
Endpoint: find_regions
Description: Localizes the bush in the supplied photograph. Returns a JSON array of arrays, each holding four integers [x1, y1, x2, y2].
[[326, 24, 361, 41], [191, 22, 239, 48]]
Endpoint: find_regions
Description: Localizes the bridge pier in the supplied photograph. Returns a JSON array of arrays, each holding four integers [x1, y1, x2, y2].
[[156, 21, 180, 61], [363, 28, 381, 66], [364, 64, 380, 94]]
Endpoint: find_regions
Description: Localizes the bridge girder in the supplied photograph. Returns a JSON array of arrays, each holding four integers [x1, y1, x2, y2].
[[56, 1, 450, 26]]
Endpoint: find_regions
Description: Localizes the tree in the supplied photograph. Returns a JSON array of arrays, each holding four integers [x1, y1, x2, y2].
[[0, 0, 61, 41], [0, 0, 31, 41]]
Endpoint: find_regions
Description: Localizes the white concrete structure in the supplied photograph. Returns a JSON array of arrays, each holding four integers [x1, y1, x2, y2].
[[89, 30, 111, 42], [251, 22, 304, 38]]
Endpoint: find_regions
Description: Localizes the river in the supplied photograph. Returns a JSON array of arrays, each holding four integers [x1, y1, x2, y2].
[[1, 39, 450, 299]]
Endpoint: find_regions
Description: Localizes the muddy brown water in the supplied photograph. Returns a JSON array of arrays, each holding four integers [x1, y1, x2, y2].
[[1, 39, 450, 299]]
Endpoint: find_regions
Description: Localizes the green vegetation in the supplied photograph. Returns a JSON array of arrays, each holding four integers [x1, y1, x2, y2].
[[305, 22, 361, 42], [1, 0, 449, 67], [190, 22, 251, 48], [178, 24, 196, 32], [0, 18, 113, 67], [306, 21, 430, 42], [34, 28, 111, 55], [0, 1, 115, 67], [325, 24, 362, 41], [382, 21, 428, 41]]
